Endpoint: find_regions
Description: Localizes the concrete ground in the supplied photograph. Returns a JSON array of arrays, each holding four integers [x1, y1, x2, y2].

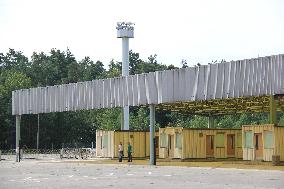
[[0, 159, 284, 189], [77, 158, 284, 171]]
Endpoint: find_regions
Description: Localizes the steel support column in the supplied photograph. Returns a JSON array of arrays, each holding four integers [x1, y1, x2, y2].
[[37, 114, 40, 152], [149, 104, 155, 165], [16, 115, 21, 162]]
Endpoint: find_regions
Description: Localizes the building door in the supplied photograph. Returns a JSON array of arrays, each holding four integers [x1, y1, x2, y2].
[[206, 135, 214, 157], [96, 136, 102, 156], [168, 135, 174, 158], [227, 134, 235, 156], [254, 133, 263, 159], [155, 136, 159, 156]]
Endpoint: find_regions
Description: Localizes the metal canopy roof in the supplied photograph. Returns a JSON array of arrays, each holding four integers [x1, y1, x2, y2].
[[12, 54, 284, 115]]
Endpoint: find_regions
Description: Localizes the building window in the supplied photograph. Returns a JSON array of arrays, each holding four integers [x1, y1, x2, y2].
[[216, 133, 225, 147], [102, 134, 108, 148], [245, 131, 253, 148], [175, 133, 182, 149], [264, 131, 273, 149]]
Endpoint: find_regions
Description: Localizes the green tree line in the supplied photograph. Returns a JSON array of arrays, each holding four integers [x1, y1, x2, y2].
[[0, 48, 283, 150]]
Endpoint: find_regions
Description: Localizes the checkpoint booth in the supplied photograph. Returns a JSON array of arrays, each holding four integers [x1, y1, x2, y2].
[[96, 130, 159, 158], [242, 124, 284, 161], [159, 127, 243, 160]]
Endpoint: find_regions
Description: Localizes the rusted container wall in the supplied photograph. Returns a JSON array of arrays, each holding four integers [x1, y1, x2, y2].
[[114, 131, 146, 158], [183, 128, 242, 159], [160, 127, 242, 159], [274, 126, 284, 161], [242, 124, 274, 161], [111, 131, 159, 158], [236, 133, 243, 158], [145, 132, 159, 157], [183, 129, 207, 159]]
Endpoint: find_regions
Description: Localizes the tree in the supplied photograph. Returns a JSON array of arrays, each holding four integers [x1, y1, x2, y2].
[[130, 108, 149, 131], [0, 49, 29, 72], [187, 115, 208, 128], [96, 108, 122, 130], [129, 50, 143, 75], [80, 57, 106, 81], [0, 71, 31, 149], [107, 59, 121, 78], [167, 64, 177, 70], [181, 59, 188, 68]]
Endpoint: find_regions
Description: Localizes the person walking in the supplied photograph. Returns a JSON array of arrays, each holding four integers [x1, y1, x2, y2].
[[118, 142, 123, 162], [127, 142, 132, 162]]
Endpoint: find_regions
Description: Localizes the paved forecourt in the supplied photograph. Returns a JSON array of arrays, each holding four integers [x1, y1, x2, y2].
[[0, 160, 283, 189]]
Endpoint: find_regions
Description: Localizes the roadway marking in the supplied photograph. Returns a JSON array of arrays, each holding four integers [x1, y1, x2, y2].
[[24, 177, 32, 180], [126, 173, 133, 176], [96, 176, 118, 179], [148, 172, 152, 175], [164, 175, 172, 177], [68, 175, 74, 178], [8, 177, 45, 183]]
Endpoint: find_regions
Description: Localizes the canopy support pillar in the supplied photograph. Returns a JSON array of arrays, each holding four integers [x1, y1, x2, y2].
[[37, 114, 40, 152], [149, 104, 156, 165], [16, 115, 21, 162]]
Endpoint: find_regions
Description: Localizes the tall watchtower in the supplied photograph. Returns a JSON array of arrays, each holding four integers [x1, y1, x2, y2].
[[116, 22, 134, 130]]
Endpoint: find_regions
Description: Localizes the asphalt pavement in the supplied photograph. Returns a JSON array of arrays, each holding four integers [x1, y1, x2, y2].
[[0, 159, 284, 189]]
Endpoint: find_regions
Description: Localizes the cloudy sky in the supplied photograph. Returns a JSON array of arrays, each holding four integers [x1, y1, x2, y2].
[[0, 0, 284, 67]]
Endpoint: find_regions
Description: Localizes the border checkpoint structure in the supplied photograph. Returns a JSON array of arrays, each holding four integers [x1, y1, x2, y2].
[[11, 24, 284, 165]]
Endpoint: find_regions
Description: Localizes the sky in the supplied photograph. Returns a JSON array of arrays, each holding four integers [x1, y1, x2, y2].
[[0, 0, 284, 68]]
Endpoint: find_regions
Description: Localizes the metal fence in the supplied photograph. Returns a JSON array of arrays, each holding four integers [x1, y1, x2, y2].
[[59, 148, 96, 159], [0, 148, 96, 161]]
